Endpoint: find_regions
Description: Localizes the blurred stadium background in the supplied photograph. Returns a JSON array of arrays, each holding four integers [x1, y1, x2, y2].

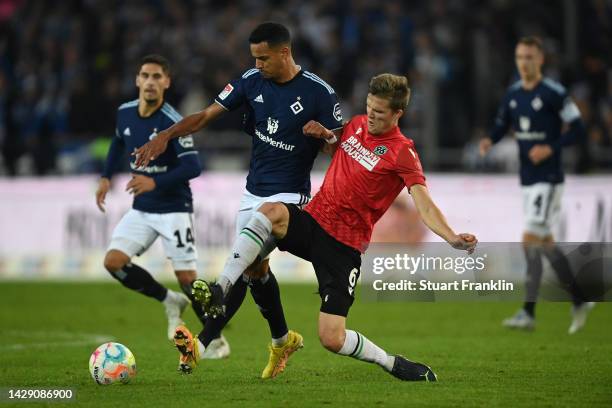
[[0, 0, 610, 281]]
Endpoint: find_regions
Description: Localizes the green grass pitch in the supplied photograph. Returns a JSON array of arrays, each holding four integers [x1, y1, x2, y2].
[[0, 282, 610, 407]]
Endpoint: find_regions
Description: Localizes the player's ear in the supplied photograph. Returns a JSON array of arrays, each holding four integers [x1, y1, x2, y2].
[[280, 45, 290, 59], [164, 75, 171, 90], [537, 50, 545, 65]]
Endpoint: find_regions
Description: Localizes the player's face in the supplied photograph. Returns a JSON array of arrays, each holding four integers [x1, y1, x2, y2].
[[250, 42, 289, 80], [136, 63, 170, 104], [366, 94, 403, 135], [515, 44, 543, 81]]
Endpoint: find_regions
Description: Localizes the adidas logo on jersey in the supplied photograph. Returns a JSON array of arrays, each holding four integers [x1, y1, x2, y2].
[[123, 127, 131, 136], [254, 94, 264, 103]]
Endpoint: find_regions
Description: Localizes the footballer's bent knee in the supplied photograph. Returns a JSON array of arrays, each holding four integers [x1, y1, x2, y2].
[[244, 259, 269, 279], [318, 327, 345, 353], [174, 270, 197, 285], [258, 202, 289, 237], [103, 250, 130, 273]]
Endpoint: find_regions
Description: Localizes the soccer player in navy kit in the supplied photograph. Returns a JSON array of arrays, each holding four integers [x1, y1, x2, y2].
[[134, 23, 343, 377], [96, 55, 230, 355], [480, 37, 593, 334]]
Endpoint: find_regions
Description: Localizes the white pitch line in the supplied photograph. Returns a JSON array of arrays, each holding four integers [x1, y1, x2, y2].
[[0, 331, 115, 352]]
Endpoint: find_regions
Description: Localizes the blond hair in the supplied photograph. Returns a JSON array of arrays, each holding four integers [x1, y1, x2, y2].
[[368, 73, 411, 111]]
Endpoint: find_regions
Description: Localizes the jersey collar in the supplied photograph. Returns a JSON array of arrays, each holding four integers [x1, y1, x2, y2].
[[137, 100, 165, 119], [367, 124, 400, 139], [273, 69, 303, 87]]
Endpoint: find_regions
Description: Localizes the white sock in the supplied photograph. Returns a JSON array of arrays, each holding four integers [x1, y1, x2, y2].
[[218, 212, 272, 295], [196, 338, 206, 360], [338, 330, 395, 372], [272, 333, 288, 347], [162, 289, 178, 305]]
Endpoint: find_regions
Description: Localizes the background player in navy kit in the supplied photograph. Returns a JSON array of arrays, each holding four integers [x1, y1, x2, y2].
[[479, 37, 594, 334], [134, 23, 343, 377], [95, 55, 230, 356]]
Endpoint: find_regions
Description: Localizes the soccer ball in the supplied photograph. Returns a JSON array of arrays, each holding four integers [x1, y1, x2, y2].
[[88, 342, 137, 385]]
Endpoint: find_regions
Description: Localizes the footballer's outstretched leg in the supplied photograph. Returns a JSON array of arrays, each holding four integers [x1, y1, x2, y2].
[[319, 312, 437, 382]]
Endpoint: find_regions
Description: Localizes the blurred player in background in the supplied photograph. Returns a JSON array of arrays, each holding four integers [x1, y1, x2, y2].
[[134, 23, 344, 377], [480, 37, 594, 334], [96, 55, 230, 356], [189, 73, 477, 381]]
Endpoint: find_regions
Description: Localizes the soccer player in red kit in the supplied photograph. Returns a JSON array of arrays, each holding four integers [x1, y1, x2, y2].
[[185, 73, 477, 381]]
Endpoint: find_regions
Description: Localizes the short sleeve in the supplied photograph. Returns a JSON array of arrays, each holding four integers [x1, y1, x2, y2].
[[558, 96, 581, 123], [396, 143, 426, 188], [161, 105, 197, 157], [315, 88, 343, 132], [214, 77, 246, 111]]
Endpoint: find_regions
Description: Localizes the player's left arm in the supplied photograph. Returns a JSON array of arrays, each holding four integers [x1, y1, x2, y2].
[[409, 184, 477, 253], [309, 84, 344, 155], [303, 121, 343, 155], [397, 144, 477, 252], [321, 129, 342, 155]]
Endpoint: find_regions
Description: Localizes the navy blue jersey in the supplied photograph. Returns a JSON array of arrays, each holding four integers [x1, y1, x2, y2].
[[491, 77, 582, 185], [102, 100, 201, 213], [215, 69, 343, 196]]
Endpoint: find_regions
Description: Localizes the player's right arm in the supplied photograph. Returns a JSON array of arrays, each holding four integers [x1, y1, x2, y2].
[[480, 93, 512, 156], [133, 103, 225, 167], [135, 75, 250, 167], [97, 126, 126, 212], [161, 103, 226, 141]]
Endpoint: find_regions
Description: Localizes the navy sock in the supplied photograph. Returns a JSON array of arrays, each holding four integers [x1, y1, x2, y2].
[[249, 270, 288, 339], [543, 246, 585, 306], [523, 302, 536, 318], [198, 276, 248, 348], [110, 263, 167, 302], [179, 281, 208, 328], [524, 245, 543, 313]]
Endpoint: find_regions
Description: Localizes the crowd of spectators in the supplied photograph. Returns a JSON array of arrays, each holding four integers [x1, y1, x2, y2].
[[0, 0, 610, 175]]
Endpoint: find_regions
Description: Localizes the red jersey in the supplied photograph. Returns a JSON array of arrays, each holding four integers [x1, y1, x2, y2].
[[305, 115, 426, 252]]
